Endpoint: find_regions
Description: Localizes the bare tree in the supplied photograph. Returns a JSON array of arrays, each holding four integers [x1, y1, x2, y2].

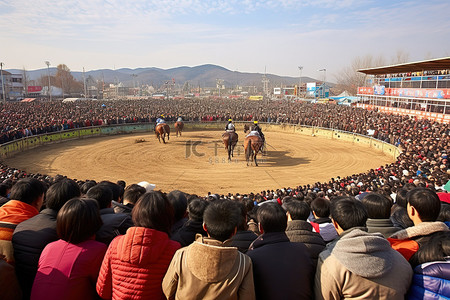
[[22, 68, 29, 97], [391, 50, 410, 64]]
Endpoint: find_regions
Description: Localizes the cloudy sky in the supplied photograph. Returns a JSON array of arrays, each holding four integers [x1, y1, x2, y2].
[[1, 0, 449, 79]]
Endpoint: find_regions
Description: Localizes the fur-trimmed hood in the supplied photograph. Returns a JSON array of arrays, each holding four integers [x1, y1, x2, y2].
[[389, 221, 449, 240]]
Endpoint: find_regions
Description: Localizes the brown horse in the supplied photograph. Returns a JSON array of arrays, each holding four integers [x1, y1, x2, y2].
[[222, 131, 238, 161], [244, 135, 263, 166], [155, 123, 170, 143], [174, 121, 184, 137]]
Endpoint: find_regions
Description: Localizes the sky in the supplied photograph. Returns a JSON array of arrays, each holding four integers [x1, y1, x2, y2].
[[1, 0, 449, 80]]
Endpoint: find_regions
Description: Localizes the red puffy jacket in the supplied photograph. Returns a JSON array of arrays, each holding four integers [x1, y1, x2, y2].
[[96, 227, 180, 300]]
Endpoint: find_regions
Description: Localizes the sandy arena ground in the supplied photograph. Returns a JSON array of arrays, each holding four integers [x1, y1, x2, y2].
[[4, 129, 394, 195]]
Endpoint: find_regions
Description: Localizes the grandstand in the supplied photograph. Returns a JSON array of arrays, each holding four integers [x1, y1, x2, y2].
[[357, 57, 450, 123]]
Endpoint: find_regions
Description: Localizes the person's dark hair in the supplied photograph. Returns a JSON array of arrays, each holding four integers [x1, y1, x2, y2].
[[234, 201, 248, 231], [98, 181, 121, 202], [437, 203, 450, 222], [167, 190, 188, 222], [410, 231, 450, 267], [330, 197, 368, 231], [132, 191, 174, 235], [56, 198, 102, 244], [123, 184, 146, 205], [283, 201, 311, 221], [407, 188, 441, 222], [10, 178, 46, 205], [86, 185, 113, 209], [257, 203, 287, 233], [0, 184, 10, 197], [203, 200, 240, 242], [46, 179, 81, 211], [395, 188, 408, 208], [311, 197, 330, 218], [242, 197, 255, 214], [362, 193, 392, 219], [80, 181, 96, 195], [187, 198, 209, 222], [390, 207, 414, 229]]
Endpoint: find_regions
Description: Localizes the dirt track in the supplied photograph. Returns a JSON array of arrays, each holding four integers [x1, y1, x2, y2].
[[4, 129, 394, 195]]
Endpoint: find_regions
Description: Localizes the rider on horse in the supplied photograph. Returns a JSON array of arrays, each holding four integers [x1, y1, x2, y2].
[[225, 119, 235, 132], [176, 116, 183, 122], [248, 120, 265, 147], [156, 115, 166, 125]]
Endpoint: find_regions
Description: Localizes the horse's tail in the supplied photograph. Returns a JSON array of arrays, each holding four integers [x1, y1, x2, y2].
[[246, 138, 252, 161]]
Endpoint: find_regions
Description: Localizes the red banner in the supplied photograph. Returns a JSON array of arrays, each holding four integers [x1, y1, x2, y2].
[[28, 86, 43, 92]]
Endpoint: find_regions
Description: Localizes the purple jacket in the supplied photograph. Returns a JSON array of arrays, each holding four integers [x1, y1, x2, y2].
[[408, 261, 450, 299]]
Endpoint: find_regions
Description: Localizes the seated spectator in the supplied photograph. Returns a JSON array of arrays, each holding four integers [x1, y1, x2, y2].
[[361, 193, 401, 238], [163, 199, 255, 300], [31, 198, 106, 300], [0, 178, 46, 263], [12, 179, 81, 299], [80, 180, 96, 195], [171, 198, 208, 247], [97, 191, 180, 299], [112, 184, 146, 215], [310, 197, 338, 242], [283, 200, 325, 265], [86, 184, 133, 245], [167, 190, 188, 235], [247, 202, 314, 300], [230, 201, 258, 253], [315, 197, 413, 300], [391, 188, 414, 229], [0, 254, 22, 300], [389, 188, 450, 267]]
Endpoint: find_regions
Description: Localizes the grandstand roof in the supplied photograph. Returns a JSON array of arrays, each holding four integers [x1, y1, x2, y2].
[[358, 57, 450, 75]]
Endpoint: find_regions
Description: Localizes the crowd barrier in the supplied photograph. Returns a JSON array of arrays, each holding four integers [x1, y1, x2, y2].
[[0, 122, 401, 160]]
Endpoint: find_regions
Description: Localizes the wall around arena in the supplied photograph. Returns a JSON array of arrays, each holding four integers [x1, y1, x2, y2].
[[0, 122, 400, 160]]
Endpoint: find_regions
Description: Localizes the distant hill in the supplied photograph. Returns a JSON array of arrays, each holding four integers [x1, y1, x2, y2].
[[7, 64, 327, 88]]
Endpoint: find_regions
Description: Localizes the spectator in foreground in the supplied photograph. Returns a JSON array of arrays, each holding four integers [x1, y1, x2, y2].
[[13, 179, 81, 299], [315, 197, 412, 300], [0, 178, 46, 263], [361, 193, 400, 238], [230, 201, 258, 253], [31, 198, 106, 300], [171, 198, 208, 247], [97, 191, 180, 299], [167, 190, 188, 235], [112, 184, 146, 215], [0, 254, 22, 300], [310, 197, 338, 242], [163, 199, 255, 300], [247, 202, 314, 300]]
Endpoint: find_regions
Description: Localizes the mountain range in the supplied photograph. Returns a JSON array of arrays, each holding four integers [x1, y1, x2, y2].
[[7, 64, 324, 88]]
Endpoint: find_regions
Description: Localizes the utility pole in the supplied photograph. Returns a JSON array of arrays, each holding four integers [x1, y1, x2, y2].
[[83, 67, 87, 99], [45, 61, 52, 101], [0, 62, 6, 103], [298, 66, 303, 98]]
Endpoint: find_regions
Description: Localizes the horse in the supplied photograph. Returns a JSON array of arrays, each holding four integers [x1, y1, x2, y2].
[[244, 135, 263, 166], [155, 123, 170, 143], [174, 121, 184, 137], [222, 131, 238, 161]]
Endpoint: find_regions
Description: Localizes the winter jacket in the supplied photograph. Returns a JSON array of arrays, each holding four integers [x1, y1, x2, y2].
[[315, 227, 413, 300], [0, 200, 39, 264], [388, 221, 450, 267], [171, 220, 207, 247], [230, 230, 258, 253], [311, 217, 338, 242], [366, 218, 401, 238], [247, 232, 314, 300], [96, 208, 134, 245], [0, 255, 22, 300], [111, 200, 133, 215], [12, 208, 59, 299], [285, 220, 326, 265], [408, 260, 450, 300], [31, 239, 107, 300], [162, 235, 255, 300], [96, 227, 180, 300]]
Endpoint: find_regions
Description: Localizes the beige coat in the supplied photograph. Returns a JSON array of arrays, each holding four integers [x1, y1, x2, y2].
[[162, 236, 255, 300]]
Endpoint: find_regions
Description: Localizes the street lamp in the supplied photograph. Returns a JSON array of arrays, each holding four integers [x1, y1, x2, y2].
[[0, 62, 6, 103], [298, 66, 303, 98], [45, 61, 52, 101]]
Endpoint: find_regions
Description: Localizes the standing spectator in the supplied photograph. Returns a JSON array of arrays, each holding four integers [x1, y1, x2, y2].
[[97, 191, 180, 299], [163, 199, 255, 300], [112, 184, 146, 215], [230, 201, 258, 253], [171, 198, 208, 247], [167, 190, 188, 235], [0, 178, 46, 263], [310, 198, 338, 242], [31, 198, 106, 300], [361, 193, 400, 238], [247, 202, 314, 300], [13, 179, 81, 299], [315, 197, 412, 300]]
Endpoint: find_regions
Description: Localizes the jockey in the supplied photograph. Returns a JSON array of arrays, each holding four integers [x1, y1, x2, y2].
[[176, 116, 183, 122], [225, 119, 235, 132], [156, 115, 166, 125], [249, 121, 265, 142]]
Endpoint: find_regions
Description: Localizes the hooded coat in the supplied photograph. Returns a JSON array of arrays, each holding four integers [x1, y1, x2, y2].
[[315, 228, 413, 300], [96, 227, 180, 300], [162, 235, 255, 300], [285, 220, 326, 265]]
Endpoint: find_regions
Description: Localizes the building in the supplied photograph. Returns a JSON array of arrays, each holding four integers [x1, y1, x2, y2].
[[357, 57, 450, 123], [0, 70, 24, 101]]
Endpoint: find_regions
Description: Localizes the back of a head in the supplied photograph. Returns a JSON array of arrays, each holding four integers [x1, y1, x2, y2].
[[46, 179, 81, 212], [123, 184, 146, 205], [234, 201, 248, 231], [362, 193, 392, 219], [203, 200, 240, 242], [167, 190, 188, 222], [57, 197, 103, 244], [132, 191, 174, 235], [395, 188, 408, 208], [311, 197, 330, 218], [86, 185, 113, 210], [407, 188, 441, 222], [330, 197, 368, 231], [98, 181, 121, 202], [283, 200, 311, 221], [80, 181, 96, 195], [10, 178, 46, 205], [187, 198, 209, 222], [257, 202, 287, 233]]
